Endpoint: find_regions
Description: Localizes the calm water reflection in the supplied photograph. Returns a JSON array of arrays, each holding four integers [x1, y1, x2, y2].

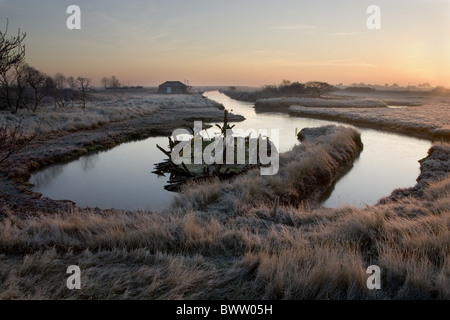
[[30, 91, 431, 210], [321, 130, 430, 208], [30, 137, 176, 211]]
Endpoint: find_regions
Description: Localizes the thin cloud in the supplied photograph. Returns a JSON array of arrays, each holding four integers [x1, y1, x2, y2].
[[272, 25, 317, 31], [333, 32, 366, 36], [279, 59, 378, 68], [311, 60, 377, 68], [249, 50, 299, 56]]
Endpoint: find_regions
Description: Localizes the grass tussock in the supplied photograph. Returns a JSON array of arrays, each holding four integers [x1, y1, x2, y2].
[[174, 125, 362, 212]]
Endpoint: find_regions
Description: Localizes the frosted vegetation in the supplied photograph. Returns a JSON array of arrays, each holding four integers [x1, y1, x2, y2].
[[289, 104, 450, 140], [0, 86, 448, 300], [255, 97, 388, 110], [0, 139, 448, 300], [0, 93, 225, 135]]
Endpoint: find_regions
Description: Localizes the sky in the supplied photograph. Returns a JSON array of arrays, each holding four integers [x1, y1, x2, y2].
[[1, 0, 449, 87]]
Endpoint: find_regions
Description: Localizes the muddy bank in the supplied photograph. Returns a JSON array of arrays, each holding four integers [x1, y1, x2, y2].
[[0, 100, 244, 213]]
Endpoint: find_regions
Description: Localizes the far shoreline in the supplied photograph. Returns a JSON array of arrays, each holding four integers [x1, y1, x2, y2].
[[222, 90, 450, 142]]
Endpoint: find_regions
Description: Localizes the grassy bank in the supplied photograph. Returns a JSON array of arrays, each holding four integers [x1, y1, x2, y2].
[[289, 105, 450, 141], [0, 125, 367, 299], [222, 90, 285, 102], [255, 97, 388, 112], [173, 125, 363, 211], [383, 143, 450, 201], [224, 90, 449, 141], [0, 138, 448, 300], [0, 93, 227, 135]]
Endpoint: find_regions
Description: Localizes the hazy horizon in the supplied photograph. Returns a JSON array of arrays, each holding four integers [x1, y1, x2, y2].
[[1, 0, 449, 87]]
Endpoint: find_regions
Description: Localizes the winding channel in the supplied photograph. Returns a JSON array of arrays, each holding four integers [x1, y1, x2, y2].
[[30, 91, 432, 210]]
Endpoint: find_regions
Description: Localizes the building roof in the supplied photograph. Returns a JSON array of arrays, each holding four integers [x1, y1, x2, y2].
[[159, 81, 187, 87]]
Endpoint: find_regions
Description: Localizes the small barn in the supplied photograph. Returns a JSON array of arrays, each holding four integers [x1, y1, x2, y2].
[[157, 81, 188, 94]]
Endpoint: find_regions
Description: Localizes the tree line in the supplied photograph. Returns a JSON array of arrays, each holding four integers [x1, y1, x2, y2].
[[0, 21, 95, 113], [226, 80, 337, 103], [261, 80, 336, 98], [101, 75, 121, 90]]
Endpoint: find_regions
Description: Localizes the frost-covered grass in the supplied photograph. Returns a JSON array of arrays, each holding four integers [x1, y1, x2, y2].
[[0, 143, 448, 300], [0, 96, 159, 135], [289, 104, 450, 140], [0, 93, 225, 135], [0, 92, 448, 301], [255, 97, 387, 111]]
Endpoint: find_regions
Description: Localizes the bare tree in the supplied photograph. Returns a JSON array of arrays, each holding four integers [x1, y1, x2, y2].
[[305, 81, 335, 98], [279, 81, 305, 95], [0, 20, 26, 77], [53, 73, 66, 90], [0, 20, 27, 112], [101, 76, 109, 89], [0, 118, 39, 172], [77, 76, 91, 108], [418, 83, 431, 89], [101, 75, 121, 90], [67, 76, 77, 90], [23, 64, 52, 111], [66, 76, 78, 107], [280, 79, 291, 87], [110, 75, 121, 90], [262, 84, 278, 94], [52, 73, 68, 108], [7, 62, 28, 113]]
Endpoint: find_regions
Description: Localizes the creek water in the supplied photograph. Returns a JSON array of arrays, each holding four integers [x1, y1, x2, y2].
[[30, 91, 431, 210]]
